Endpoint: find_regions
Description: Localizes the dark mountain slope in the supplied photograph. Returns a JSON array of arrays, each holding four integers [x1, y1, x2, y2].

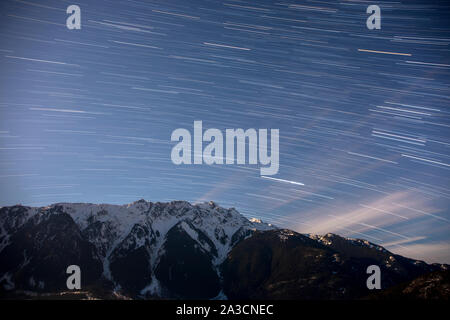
[[221, 229, 448, 300], [367, 269, 450, 300], [0, 202, 447, 300], [0, 208, 103, 293]]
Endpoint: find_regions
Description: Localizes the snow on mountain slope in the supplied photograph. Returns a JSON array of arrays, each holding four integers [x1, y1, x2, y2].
[[59, 199, 273, 265], [0, 205, 37, 252], [309, 233, 387, 252], [1, 202, 448, 300], [0, 199, 275, 295]]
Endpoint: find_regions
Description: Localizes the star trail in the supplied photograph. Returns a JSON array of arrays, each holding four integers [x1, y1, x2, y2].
[[0, 0, 449, 263]]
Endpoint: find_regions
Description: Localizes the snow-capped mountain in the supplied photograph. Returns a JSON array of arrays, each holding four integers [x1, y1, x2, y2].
[[0, 200, 273, 298], [0, 200, 448, 299]]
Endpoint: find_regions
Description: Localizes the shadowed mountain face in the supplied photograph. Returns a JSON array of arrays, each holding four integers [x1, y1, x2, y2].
[[154, 221, 221, 299], [366, 269, 450, 300], [221, 230, 446, 299], [0, 208, 103, 293], [0, 201, 448, 300]]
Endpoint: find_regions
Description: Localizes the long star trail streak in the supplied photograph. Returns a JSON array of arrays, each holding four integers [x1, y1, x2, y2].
[[0, 0, 449, 263]]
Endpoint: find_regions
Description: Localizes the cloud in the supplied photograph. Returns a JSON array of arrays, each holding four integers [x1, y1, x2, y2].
[[297, 191, 420, 235], [290, 191, 450, 263], [390, 242, 450, 264]]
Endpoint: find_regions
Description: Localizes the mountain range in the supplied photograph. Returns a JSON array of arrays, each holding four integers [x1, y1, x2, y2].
[[0, 200, 448, 299]]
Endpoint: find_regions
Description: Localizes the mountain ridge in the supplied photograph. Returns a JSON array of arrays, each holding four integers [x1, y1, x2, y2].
[[0, 200, 448, 299]]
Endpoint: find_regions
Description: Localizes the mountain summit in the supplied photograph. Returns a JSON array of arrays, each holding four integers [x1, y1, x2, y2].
[[0, 201, 447, 299], [0, 200, 273, 298]]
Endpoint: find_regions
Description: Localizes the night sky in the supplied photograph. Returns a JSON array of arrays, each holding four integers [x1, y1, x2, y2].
[[0, 0, 449, 263]]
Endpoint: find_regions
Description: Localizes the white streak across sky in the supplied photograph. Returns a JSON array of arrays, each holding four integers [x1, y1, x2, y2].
[[0, 0, 449, 263]]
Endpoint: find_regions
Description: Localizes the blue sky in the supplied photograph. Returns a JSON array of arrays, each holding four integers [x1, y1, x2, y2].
[[0, 0, 449, 263]]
